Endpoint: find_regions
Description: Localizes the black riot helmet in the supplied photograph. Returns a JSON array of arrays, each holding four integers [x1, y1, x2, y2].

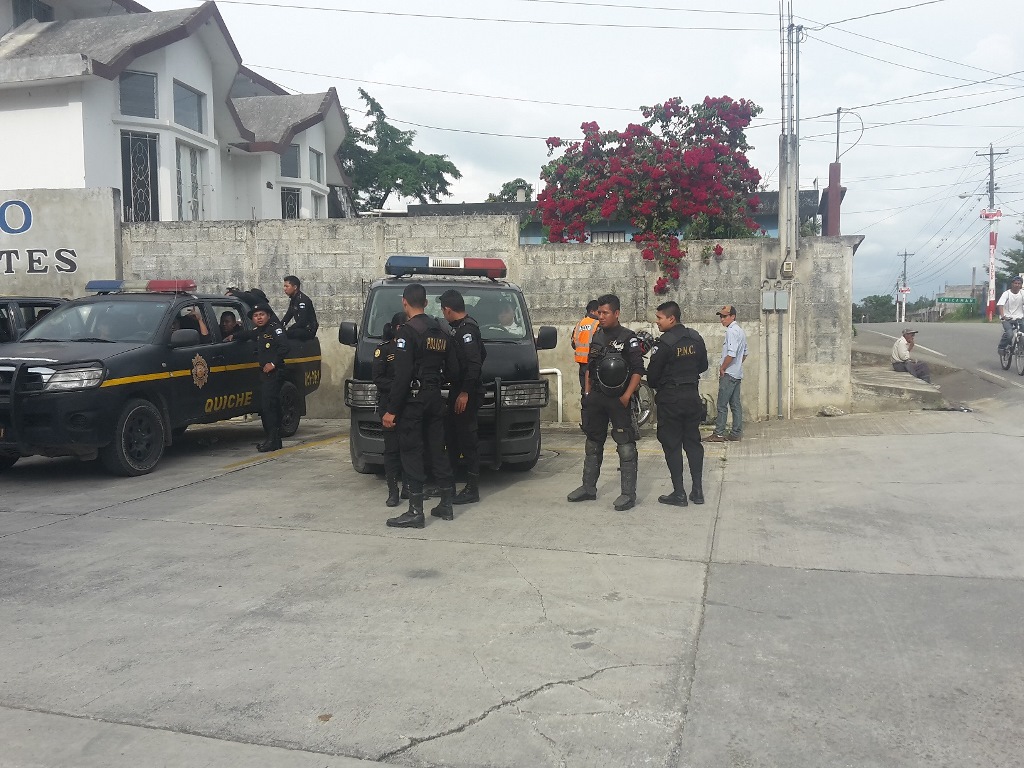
[[595, 354, 629, 396]]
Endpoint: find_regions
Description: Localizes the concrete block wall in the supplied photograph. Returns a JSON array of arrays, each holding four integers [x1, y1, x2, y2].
[[120, 215, 859, 421]]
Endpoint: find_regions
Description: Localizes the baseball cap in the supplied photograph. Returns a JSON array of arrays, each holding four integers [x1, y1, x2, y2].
[[902, 328, 918, 335], [716, 305, 736, 317]]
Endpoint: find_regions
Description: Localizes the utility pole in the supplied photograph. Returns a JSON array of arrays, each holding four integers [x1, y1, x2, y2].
[[898, 250, 913, 323], [778, 1, 803, 261], [894, 280, 900, 323], [978, 143, 1008, 320]]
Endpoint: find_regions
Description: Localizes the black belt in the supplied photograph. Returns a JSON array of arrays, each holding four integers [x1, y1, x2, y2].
[[662, 381, 699, 388]]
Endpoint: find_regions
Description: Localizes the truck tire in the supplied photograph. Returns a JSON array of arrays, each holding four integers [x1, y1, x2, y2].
[[0, 453, 19, 472], [100, 399, 166, 476], [280, 382, 302, 438], [349, 435, 375, 474]]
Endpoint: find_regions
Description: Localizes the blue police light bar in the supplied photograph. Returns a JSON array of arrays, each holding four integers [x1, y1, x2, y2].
[[85, 280, 125, 294], [384, 255, 507, 279]]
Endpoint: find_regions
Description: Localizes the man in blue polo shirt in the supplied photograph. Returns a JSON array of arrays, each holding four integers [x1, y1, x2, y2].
[[705, 304, 748, 443]]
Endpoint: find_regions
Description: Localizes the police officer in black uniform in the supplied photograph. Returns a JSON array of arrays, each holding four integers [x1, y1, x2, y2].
[[373, 311, 407, 507], [232, 302, 290, 452], [568, 293, 645, 511], [383, 283, 455, 528], [281, 275, 319, 340], [439, 289, 487, 505], [646, 301, 710, 506]]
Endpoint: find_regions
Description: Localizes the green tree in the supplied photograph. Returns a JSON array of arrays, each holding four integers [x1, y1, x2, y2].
[[338, 89, 462, 211], [854, 294, 896, 323], [486, 178, 534, 202], [996, 218, 1024, 286]]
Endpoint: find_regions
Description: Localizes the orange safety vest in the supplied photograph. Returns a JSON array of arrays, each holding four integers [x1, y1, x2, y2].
[[572, 316, 598, 364]]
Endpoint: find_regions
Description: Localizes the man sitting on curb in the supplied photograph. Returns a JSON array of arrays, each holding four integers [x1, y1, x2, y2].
[[891, 328, 932, 384]]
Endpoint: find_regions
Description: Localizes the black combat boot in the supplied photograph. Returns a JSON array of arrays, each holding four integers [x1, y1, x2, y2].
[[385, 472, 401, 508], [430, 487, 455, 520], [689, 482, 705, 505], [613, 444, 638, 511], [452, 473, 480, 505], [658, 464, 688, 507], [256, 430, 282, 452], [568, 439, 602, 502], [400, 481, 409, 500], [387, 494, 425, 528]]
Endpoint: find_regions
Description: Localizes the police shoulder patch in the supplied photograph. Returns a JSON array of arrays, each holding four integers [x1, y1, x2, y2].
[[275, 328, 284, 335], [650, 345, 659, 355], [298, 303, 306, 308], [396, 338, 407, 349], [629, 337, 639, 346], [463, 333, 473, 343]]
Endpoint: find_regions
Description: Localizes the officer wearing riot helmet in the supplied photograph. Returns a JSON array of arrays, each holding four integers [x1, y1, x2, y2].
[[231, 302, 290, 452], [383, 283, 455, 528], [440, 289, 487, 505], [373, 311, 407, 507], [646, 301, 709, 506], [568, 294, 645, 511]]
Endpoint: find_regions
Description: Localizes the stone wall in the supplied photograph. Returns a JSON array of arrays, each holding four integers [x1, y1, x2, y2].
[[121, 215, 861, 420]]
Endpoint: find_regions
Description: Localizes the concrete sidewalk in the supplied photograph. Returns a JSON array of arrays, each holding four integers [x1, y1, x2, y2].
[[1, 405, 1022, 767]]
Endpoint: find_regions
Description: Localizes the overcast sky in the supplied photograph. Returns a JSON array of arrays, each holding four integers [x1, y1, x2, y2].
[[147, 0, 1024, 302]]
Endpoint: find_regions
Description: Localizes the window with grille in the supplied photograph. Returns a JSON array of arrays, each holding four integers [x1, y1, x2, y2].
[[120, 131, 160, 222], [281, 187, 301, 219], [176, 142, 205, 221], [173, 81, 204, 133], [281, 144, 300, 178], [589, 231, 626, 243], [119, 71, 158, 119], [312, 193, 325, 219], [309, 148, 323, 183]]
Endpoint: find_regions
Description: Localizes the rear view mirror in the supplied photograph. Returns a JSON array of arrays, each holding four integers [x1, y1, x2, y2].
[[339, 321, 358, 346], [535, 326, 557, 350]]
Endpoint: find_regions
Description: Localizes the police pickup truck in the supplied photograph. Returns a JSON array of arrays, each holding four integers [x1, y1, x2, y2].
[[0, 280, 321, 475], [0, 296, 65, 342], [340, 256, 556, 473]]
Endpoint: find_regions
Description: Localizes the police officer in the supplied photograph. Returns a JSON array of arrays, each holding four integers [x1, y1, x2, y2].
[[568, 293, 645, 511], [383, 283, 455, 529], [373, 311, 407, 507], [439, 289, 487, 505], [646, 301, 709, 506], [233, 302, 290, 452], [281, 275, 319, 340]]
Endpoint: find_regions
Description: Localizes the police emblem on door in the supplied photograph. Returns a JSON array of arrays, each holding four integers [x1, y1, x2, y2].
[[192, 353, 210, 389]]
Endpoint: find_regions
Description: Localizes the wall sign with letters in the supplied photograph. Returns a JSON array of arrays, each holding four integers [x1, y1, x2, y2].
[[0, 199, 79, 275]]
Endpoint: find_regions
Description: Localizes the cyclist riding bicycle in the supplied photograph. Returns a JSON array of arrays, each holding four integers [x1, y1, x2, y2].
[[997, 275, 1024, 352]]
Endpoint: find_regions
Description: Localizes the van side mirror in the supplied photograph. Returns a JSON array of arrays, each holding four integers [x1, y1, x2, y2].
[[535, 326, 557, 350], [339, 321, 358, 346], [170, 329, 201, 348]]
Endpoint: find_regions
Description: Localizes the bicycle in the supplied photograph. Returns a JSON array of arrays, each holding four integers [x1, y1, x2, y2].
[[998, 318, 1024, 376]]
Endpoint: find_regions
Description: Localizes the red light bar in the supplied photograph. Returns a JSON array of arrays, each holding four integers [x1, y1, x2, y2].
[[463, 258, 507, 279], [384, 256, 506, 279], [146, 280, 197, 293]]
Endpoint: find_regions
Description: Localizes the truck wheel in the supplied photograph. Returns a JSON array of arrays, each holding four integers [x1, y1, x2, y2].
[[503, 435, 541, 472], [0, 453, 19, 472], [349, 435, 375, 474], [280, 382, 302, 438], [100, 399, 166, 476]]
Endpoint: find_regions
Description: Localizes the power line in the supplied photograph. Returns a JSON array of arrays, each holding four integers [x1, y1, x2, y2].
[[215, 1, 774, 31], [804, 0, 947, 31], [504, 0, 776, 15]]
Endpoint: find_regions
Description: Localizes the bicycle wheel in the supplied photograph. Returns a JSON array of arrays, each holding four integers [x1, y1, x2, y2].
[[634, 382, 654, 426], [1016, 337, 1024, 375], [999, 343, 1012, 370]]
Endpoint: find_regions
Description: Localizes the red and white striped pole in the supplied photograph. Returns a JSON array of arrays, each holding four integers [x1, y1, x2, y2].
[[983, 209, 1002, 320]]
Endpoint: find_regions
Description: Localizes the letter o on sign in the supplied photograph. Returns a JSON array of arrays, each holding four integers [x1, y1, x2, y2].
[[0, 200, 32, 235]]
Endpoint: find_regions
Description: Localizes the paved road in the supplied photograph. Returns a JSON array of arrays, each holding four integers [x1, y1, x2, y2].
[[854, 321, 1024, 404], [1, 409, 1022, 767]]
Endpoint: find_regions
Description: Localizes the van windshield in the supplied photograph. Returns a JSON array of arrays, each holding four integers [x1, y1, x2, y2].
[[367, 286, 529, 341]]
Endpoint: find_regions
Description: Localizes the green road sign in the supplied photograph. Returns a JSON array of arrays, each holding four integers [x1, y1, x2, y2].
[[936, 297, 975, 304]]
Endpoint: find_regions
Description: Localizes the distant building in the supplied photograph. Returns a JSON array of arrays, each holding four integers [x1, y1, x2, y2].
[[0, 0, 354, 221]]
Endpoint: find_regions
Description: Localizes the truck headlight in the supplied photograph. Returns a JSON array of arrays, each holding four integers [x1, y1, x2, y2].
[[31, 364, 105, 392], [501, 382, 549, 408], [345, 380, 378, 408]]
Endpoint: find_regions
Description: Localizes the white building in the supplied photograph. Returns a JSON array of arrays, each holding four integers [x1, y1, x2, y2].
[[0, 0, 354, 222]]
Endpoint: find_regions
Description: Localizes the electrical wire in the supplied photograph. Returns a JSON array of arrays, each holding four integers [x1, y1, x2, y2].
[[215, 1, 774, 31], [803, 0, 947, 31], [504, 0, 776, 15]]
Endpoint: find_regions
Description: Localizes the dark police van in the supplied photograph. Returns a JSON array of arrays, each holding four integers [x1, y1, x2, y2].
[[0, 280, 321, 476], [340, 256, 556, 473], [0, 296, 65, 342]]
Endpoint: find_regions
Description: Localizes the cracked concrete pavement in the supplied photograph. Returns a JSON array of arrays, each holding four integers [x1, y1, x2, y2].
[[1, 406, 1022, 767]]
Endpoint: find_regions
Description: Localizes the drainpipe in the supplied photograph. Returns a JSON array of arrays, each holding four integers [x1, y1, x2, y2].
[[540, 368, 563, 423]]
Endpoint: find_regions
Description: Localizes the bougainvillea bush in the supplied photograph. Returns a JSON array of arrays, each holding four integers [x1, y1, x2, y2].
[[537, 96, 762, 294]]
